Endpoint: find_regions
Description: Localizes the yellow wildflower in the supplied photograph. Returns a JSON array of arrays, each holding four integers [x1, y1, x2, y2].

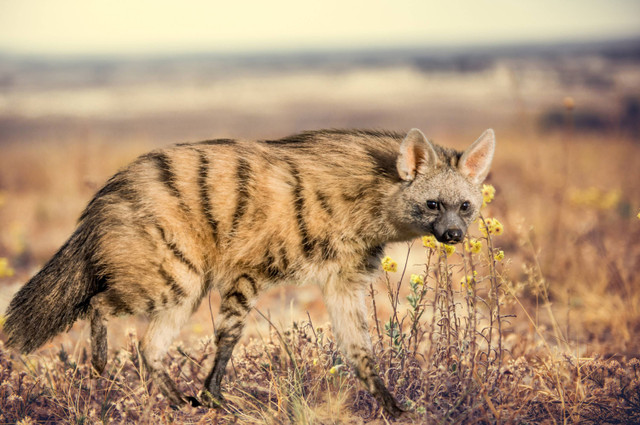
[[0, 315, 5, 328], [421, 235, 438, 249], [8, 222, 26, 255], [313, 358, 318, 366], [410, 274, 424, 285], [479, 217, 504, 236], [481, 184, 495, 207], [460, 271, 478, 288], [494, 250, 505, 261], [569, 187, 621, 210], [491, 218, 504, 235], [599, 189, 621, 210], [442, 244, 456, 257], [460, 275, 474, 288], [0, 257, 15, 278], [329, 366, 338, 375], [381, 256, 398, 273], [479, 218, 492, 237], [637, 210, 640, 220], [464, 238, 482, 254]]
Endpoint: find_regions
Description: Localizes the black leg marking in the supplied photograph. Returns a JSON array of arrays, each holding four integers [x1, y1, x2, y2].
[[201, 321, 245, 407], [371, 376, 404, 418], [351, 345, 404, 418], [200, 281, 256, 408], [237, 273, 258, 295], [224, 291, 248, 311]]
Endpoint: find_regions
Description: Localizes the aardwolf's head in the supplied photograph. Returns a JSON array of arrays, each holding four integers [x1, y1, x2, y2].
[[390, 128, 495, 244]]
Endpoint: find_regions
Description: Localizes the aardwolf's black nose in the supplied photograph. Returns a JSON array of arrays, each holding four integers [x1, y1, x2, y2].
[[443, 229, 463, 243]]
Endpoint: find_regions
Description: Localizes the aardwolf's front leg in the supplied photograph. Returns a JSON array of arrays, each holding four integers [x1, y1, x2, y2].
[[322, 278, 404, 417]]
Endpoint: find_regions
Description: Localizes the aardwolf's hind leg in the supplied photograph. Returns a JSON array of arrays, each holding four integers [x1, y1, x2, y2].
[[140, 303, 195, 407], [90, 296, 108, 375], [201, 275, 258, 407]]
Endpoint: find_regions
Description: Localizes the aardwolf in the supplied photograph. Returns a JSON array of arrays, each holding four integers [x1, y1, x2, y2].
[[4, 128, 495, 416]]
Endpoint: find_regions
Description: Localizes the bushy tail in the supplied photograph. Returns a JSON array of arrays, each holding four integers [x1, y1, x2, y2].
[[4, 227, 102, 353]]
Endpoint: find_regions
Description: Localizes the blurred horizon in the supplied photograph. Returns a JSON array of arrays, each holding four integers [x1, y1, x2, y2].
[[2, 36, 639, 146]]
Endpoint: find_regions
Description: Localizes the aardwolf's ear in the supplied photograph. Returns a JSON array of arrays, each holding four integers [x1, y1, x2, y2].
[[459, 129, 495, 185], [397, 128, 439, 181]]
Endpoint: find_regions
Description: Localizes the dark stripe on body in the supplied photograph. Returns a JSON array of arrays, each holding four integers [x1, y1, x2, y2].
[[198, 152, 219, 243], [288, 162, 315, 257], [363, 146, 401, 182], [315, 190, 335, 217], [258, 252, 286, 280], [261, 132, 314, 146], [229, 157, 252, 238], [105, 291, 135, 316], [316, 237, 337, 261], [177, 138, 236, 147], [104, 281, 155, 316], [154, 224, 199, 274], [279, 247, 289, 270], [159, 267, 186, 300], [79, 174, 138, 222], [145, 152, 183, 199]]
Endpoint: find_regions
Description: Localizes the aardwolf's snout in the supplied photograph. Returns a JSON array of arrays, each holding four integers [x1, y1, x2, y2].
[[442, 228, 463, 244]]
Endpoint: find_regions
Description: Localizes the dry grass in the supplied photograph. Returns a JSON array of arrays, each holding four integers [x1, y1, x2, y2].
[[0, 123, 639, 423]]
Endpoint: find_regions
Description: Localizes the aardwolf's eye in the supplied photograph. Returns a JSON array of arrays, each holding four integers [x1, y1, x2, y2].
[[426, 200, 439, 210], [460, 201, 470, 211]]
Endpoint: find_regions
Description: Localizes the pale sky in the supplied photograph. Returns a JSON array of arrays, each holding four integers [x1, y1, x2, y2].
[[1, 0, 639, 56]]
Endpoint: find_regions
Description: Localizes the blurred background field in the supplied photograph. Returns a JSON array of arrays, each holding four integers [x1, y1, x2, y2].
[[1, 1, 640, 423]]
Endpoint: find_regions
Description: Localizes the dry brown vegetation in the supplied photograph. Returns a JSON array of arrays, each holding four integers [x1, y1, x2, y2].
[[1, 49, 640, 423]]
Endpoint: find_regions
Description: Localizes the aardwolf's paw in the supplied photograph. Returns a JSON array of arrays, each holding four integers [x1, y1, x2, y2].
[[372, 376, 405, 418], [199, 389, 226, 408]]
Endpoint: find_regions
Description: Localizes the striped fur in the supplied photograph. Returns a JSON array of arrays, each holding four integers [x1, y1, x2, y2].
[[3, 128, 495, 417]]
